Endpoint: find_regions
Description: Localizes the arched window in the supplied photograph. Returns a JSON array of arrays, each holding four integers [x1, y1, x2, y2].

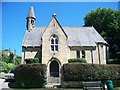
[[76, 50, 80, 58], [82, 50, 85, 58], [50, 34, 58, 52]]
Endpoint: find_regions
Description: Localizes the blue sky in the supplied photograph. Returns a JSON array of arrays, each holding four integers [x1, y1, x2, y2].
[[1, 2, 119, 56]]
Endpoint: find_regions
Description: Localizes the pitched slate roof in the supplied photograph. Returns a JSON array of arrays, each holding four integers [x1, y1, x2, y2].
[[22, 26, 107, 47], [22, 26, 45, 47]]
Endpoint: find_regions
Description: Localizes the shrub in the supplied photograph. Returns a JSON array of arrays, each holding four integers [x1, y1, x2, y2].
[[107, 59, 120, 64], [63, 63, 120, 82], [68, 58, 87, 63], [108, 64, 120, 80], [25, 58, 39, 64], [9, 64, 46, 88]]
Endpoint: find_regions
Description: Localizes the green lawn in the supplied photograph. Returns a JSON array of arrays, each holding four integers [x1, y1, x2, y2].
[[114, 87, 120, 90], [11, 88, 83, 90], [10, 87, 120, 90]]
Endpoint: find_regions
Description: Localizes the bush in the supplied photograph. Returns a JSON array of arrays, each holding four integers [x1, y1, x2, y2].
[[63, 63, 120, 82], [25, 58, 39, 64], [107, 59, 120, 64], [68, 58, 87, 63], [108, 64, 120, 80], [9, 64, 46, 88]]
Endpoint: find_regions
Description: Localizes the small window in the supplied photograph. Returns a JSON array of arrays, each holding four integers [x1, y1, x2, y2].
[[50, 34, 58, 52], [51, 38, 54, 44], [82, 50, 85, 58], [54, 24, 56, 27], [55, 39, 58, 44], [76, 50, 80, 58], [31, 20, 34, 25], [55, 45, 58, 51], [51, 45, 54, 51]]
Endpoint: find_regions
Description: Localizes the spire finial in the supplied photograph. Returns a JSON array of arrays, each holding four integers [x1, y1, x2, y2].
[[52, 13, 57, 17], [27, 5, 36, 19]]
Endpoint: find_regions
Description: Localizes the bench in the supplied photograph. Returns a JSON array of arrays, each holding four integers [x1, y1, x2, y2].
[[83, 81, 103, 90]]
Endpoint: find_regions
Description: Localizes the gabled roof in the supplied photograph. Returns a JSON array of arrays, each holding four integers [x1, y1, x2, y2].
[[63, 26, 107, 46], [22, 26, 107, 47], [22, 26, 45, 47]]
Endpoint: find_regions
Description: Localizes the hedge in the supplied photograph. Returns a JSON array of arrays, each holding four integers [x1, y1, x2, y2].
[[25, 58, 39, 64], [63, 63, 120, 81], [9, 64, 46, 88], [68, 58, 87, 63], [107, 59, 120, 64]]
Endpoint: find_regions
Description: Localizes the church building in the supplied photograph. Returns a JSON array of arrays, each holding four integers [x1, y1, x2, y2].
[[22, 6, 109, 86]]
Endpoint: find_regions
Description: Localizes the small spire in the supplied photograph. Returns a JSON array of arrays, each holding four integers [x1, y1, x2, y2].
[[27, 5, 36, 19], [52, 13, 57, 17]]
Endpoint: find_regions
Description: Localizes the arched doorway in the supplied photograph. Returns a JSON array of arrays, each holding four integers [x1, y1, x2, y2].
[[47, 58, 61, 85], [50, 60, 59, 77]]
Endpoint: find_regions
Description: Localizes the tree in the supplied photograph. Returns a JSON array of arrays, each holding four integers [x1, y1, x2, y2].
[[9, 53, 14, 63], [7, 63, 15, 71], [84, 8, 120, 62], [0, 61, 8, 73], [14, 56, 21, 65], [1, 54, 10, 63]]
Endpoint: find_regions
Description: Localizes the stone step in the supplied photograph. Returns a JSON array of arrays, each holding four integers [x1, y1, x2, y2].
[[46, 83, 61, 88], [48, 77, 60, 83]]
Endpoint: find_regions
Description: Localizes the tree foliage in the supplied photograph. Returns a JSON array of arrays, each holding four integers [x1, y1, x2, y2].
[[14, 56, 21, 65], [1, 54, 10, 63], [0, 61, 8, 73], [9, 53, 14, 63], [84, 8, 120, 61], [0, 50, 22, 73], [7, 63, 15, 71]]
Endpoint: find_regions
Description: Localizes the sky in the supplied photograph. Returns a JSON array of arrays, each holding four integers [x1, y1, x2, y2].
[[1, 2, 119, 56]]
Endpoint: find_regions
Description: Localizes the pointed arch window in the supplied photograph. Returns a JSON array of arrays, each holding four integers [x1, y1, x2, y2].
[[76, 50, 80, 58], [50, 34, 58, 52]]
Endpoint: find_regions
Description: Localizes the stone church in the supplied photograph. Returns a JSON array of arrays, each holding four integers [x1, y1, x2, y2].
[[22, 6, 109, 86]]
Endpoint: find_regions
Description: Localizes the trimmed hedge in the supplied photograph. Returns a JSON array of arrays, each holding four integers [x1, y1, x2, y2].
[[68, 58, 87, 63], [107, 59, 120, 64], [25, 58, 39, 64], [9, 64, 46, 88], [63, 63, 120, 81]]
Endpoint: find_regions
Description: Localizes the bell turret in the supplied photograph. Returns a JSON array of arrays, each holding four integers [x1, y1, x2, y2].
[[26, 6, 36, 31]]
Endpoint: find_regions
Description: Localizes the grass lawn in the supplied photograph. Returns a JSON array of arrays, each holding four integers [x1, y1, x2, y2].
[[10, 87, 120, 90], [114, 87, 120, 90]]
